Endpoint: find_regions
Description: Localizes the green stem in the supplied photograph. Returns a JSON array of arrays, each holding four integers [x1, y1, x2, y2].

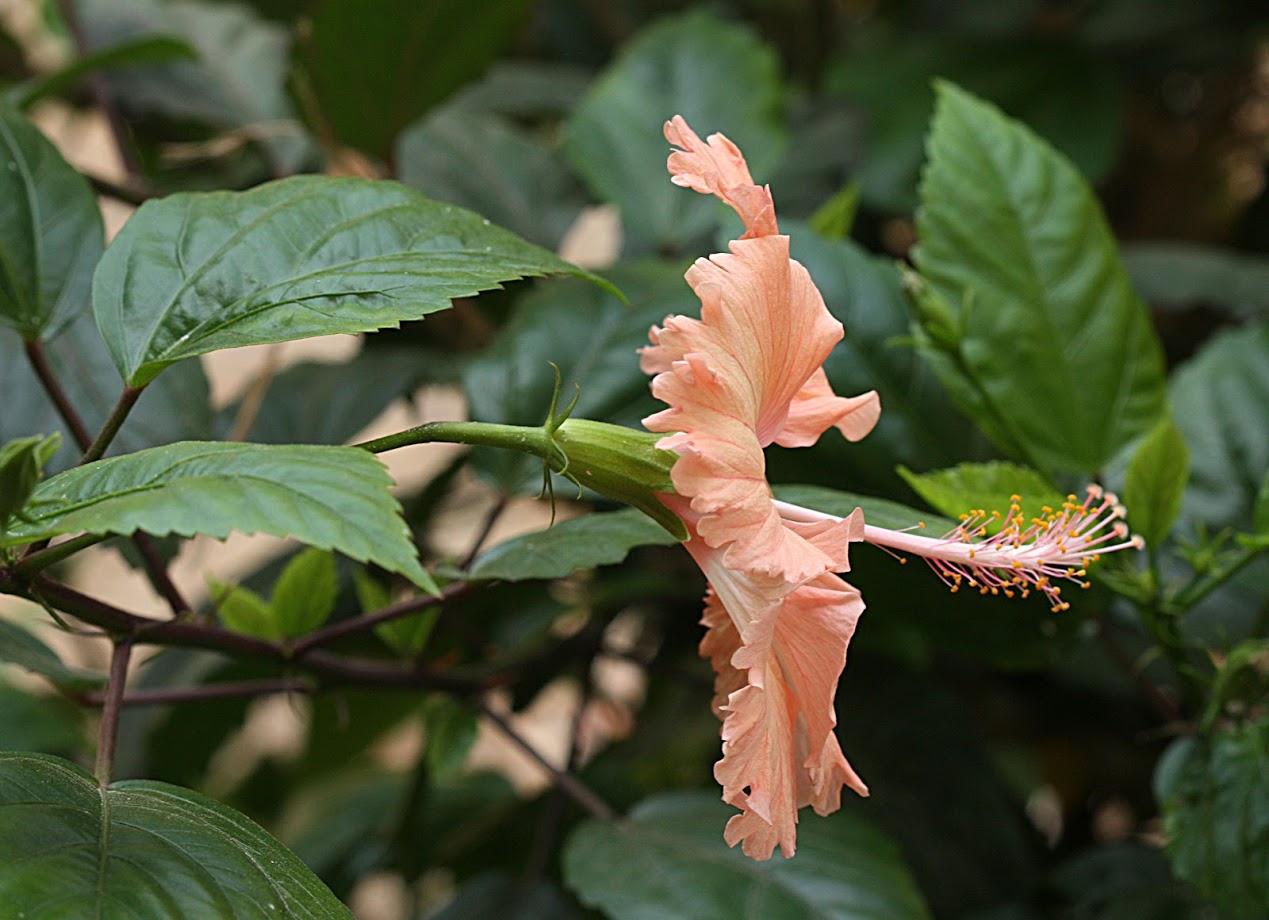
[[355, 421, 562, 468], [81, 385, 146, 465], [1172, 544, 1265, 612]]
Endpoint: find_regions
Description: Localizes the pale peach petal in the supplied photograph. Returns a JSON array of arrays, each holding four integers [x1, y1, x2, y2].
[[775, 369, 882, 448], [664, 115, 777, 238]]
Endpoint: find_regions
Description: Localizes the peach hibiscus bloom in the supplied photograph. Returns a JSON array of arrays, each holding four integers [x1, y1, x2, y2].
[[640, 116, 880, 859]]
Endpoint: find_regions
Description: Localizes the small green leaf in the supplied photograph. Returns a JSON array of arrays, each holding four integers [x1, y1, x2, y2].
[[0, 618, 104, 690], [1155, 720, 1269, 917], [563, 791, 932, 920], [92, 176, 602, 387], [9, 35, 196, 111], [0, 441, 434, 592], [270, 547, 338, 638], [423, 696, 478, 779], [772, 484, 957, 534], [0, 752, 353, 917], [896, 462, 1066, 531], [913, 81, 1166, 475], [0, 433, 59, 523], [1254, 472, 1269, 538], [565, 9, 786, 250], [1123, 412, 1190, 549], [470, 509, 679, 582], [209, 579, 275, 640], [808, 182, 861, 241], [298, 0, 530, 161], [0, 106, 104, 339], [375, 609, 439, 657], [1201, 639, 1269, 729]]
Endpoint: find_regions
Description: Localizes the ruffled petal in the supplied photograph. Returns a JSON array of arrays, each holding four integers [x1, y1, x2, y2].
[[700, 563, 868, 860], [775, 369, 882, 448], [664, 115, 777, 239]]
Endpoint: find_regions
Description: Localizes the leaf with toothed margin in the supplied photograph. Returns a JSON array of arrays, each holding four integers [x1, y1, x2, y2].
[[92, 175, 609, 387], [0, 441, 434, 592]]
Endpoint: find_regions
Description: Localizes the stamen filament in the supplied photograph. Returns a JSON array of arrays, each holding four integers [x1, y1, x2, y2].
[[773, 486, 1142, 612]]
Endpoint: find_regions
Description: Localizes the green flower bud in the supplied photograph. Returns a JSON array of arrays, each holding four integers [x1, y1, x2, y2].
[[0, 433, 60, 526], [553, 419, 686, 540]]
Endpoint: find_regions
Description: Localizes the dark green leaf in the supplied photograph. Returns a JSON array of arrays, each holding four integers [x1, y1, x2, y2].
[[0, 680, 85, 754], [270, 547, 338, 638], [0, 617, 104, 690], [78, 0, 314, 174], [374, 608, 439, 657], [10, 35, 196, 111], [772, 484, 956, 534], [1123, 413, 1190, 549], [93, 176, 600, 387], [432, 872, 582, 920], [0, 752, 352, 918], [1123, 242, 1269, 316], [563, 791, 932, 920], [0, 105, 103, 339], [398, 107, 588, 250], [896, 462, 1066, 533], [565, 9, 786, 250], [0, 432, 59, 522], [1202, 639, 1269, 729], [0, 311, 214, 475], [912, 82, 1165, 475], [299, 0, 530, 161], [0, 441, 434, 591], [825, 34, 1121, 213], [470, 509, 679, 582], [1169, 325, 1269, 535], [447, 61, 592, 118], [463, 260, 689, 492], [1155, 721, 1269, 917]]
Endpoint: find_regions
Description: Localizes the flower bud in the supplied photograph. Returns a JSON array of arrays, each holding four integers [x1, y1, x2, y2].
[[553, 419, 686, 539]]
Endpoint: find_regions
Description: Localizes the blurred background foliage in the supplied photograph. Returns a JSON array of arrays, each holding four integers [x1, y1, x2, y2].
[[0, 0, 1266, 917]]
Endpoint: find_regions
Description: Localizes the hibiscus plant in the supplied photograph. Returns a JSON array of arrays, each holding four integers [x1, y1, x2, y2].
[[0, 3, 1265, 919]]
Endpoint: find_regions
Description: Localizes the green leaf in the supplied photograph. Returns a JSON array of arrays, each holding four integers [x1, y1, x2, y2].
[[209, 580, 274, 639], [470, 509, 679, 582], [78, 0, 314, 174], [397, 106, 588, 250], [807, 182, 861, 241], [375, 608, 439, 657], [1123, 412, 1190, 549], [563, 791, 932, 920], [1122, 242, 1269, 316], [423, 696, 479, 779], [270, 548, 338, 638], [1202, 639, 1269, 729], [1169, 325, 1269, 536], [0, 105, 104, 339], [896, 462, 1066, 533], [825, 34, 1121, 213], [0, 617, 104, 690], [433, 873, 582, 920], [1, 312, 213, 476], [298, 0, 530, 161], [772, 484, 957, 534], [0, 680, 85, 754], [0, 752, 352, 917], [565, 9, 786, 250], [1155, 720, 1269, 917], [0, 432, 59, 522], [9, 35, 196, 111], [463, 260, 689, 492], [93, 175, 600, 387], [0, 441, 434, 591], [912, 81, 1166, 475]]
